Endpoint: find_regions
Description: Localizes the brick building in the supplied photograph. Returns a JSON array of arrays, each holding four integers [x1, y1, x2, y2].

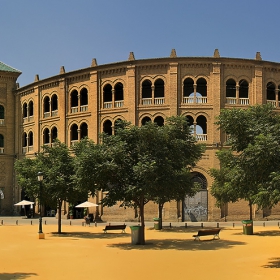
[[1, 49, 280, 221]]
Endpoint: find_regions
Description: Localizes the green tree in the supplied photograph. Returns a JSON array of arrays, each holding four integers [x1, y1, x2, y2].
[[97, 116, 204, 244], [210, 104, 280, 220], [15, 140, 86, 233]]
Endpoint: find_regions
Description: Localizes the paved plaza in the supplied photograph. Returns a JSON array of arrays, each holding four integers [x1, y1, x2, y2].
[[0, 217, 280, 279]]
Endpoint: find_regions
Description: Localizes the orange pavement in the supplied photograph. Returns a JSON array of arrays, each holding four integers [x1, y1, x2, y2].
[[0, 224, 280, 280]]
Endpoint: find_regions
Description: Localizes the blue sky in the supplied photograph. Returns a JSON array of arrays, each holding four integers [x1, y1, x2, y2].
[[1, 0, 280, 87]]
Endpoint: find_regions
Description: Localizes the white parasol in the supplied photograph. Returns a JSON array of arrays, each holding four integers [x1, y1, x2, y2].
[[75, 201, 98, 208], [14, 200, 35, 206]]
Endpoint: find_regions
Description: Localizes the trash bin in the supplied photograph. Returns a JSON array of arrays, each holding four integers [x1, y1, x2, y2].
[[153, 218, 162, 230], [130, 225, 141, 245], [242, 220, 253, 235]]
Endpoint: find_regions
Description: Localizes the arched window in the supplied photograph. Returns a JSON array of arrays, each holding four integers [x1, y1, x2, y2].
[[183, 78, 194, 97], [80, 88, 88, 106], [70, 124, 78, 142], [154, 79, 164, 98], [197, 78, 207, 97], [22, 132, 27, 148], [28, 131, 33, 147], [141, 116, 151, 126], [43, 96, 50, 118], [115, 83, 124, 101], [51, 127, 57, 143], [51, 95, 58, 111], [186, 115, 194, 133], [196, 115, 207, 141], [43, 128, 50, 144], [0, 134, 4, 153], [28, 101, 33, 117], [226, 79, 236, 98], [103, 84, 112, 102], [23, 103, 28, 118], [103, 120, 112, 135], [142, 80, 152, 99], [0, 105, 4, 124], [103, 84, 112, 109], [267, 82, 276, 101], [70, 90, 79, 112], [154, 116, 164, 126], [239, 80, 249, 99], [80, 123, 88, 139]]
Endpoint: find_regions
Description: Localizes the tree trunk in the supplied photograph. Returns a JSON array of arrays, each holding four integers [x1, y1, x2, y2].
[[158, 203, 163, 229], [249, 201, 253, 221], [57, 200, 62, 234], [139, 196, 145, 245]]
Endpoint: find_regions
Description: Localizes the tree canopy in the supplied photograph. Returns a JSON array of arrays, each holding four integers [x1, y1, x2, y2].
[[210, 104, 280, 219], [15, 140, 86, 233]]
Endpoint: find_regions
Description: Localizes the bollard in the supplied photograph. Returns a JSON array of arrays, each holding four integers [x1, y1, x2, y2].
[[69, 221, 71, 226], [95, 222, 97, 227], [45, 220, 47, 225], [169, 222, 172, 228], [16, 220, 18, 225], [185, 223, 187, 228], [217, 223, 219, 228], [278, 222, 279, 227], [263, 222, 265, 227], [201, 223, 203, 228], [233, 223, 235, 228], [1, 220, 3, 225], [31, 220, 32, 225]]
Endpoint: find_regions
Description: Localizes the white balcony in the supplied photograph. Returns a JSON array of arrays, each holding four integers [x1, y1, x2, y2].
[[0, 119, 4, 125], [196, 134, 207, 141], [44, 112, 50, 118], [51, 110, 58, 117], [226, 97, 237, 104], [142, 98, 152, 105], [80, 105, 88, 112], [267, 100, 277, 107], [0, 147, 4, 154], [239, 98, 249, 105], [71, 107, 79, 113], [154, 97, 165, 105], [103, 102, 112, 109], [114, 101, 124, 108]]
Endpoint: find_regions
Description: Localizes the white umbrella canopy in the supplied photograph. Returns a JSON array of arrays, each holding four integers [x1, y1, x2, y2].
[[14, 200, 35, 206], [75, 201, 98, 208]]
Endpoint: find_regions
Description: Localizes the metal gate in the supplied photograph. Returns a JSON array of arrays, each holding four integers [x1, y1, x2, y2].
[[184, 172, 208, 222], [184, 190, 208, 221]]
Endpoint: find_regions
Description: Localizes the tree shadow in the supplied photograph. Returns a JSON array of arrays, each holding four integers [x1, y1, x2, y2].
[[262, 257, 280, 268], [0, 272, 37, 279], [49, 231, 128, 240], [254, 230, 280, 237], [107, 238, 246, 251]]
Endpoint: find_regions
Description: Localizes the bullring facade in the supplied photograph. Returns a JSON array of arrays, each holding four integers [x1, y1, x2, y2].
[[0, 49, 280, 221]]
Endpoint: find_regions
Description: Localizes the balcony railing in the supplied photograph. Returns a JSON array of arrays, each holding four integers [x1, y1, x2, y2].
[[28, 146, 33, 152], [0, 147, 4, 154], [44, 112, 50, 118], [71, 140, 79, 146], [154, 97, 165, 105], [0, 119, 4, 125], [196, 134, 207, 141], [267, 100, 277, 107], [226, 97, 237, 104], [51, 110, 58, 117], [71, 107, 79, 113], [239, 98, 249, 105], [142, 98, 152, 105], [114, 100, 124, 108], [104, 102, 112, 109], [183, 97, 207, 104], [80, 105, 88, 112]]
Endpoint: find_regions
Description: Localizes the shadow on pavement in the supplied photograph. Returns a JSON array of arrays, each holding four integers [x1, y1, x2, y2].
[[0, 272, 37, 279], [262, 257, 280, 268], [49, 231, 128, 240], [107, 238, 246, 251]]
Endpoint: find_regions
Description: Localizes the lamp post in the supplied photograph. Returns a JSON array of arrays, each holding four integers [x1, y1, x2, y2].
[[37, 172, 44, 239]]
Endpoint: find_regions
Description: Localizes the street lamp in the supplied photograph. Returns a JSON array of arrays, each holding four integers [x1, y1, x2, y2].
[[37, 171, 44, 239]]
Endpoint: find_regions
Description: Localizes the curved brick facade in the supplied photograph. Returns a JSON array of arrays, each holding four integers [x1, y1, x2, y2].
[[1, 49, 280, 221]]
